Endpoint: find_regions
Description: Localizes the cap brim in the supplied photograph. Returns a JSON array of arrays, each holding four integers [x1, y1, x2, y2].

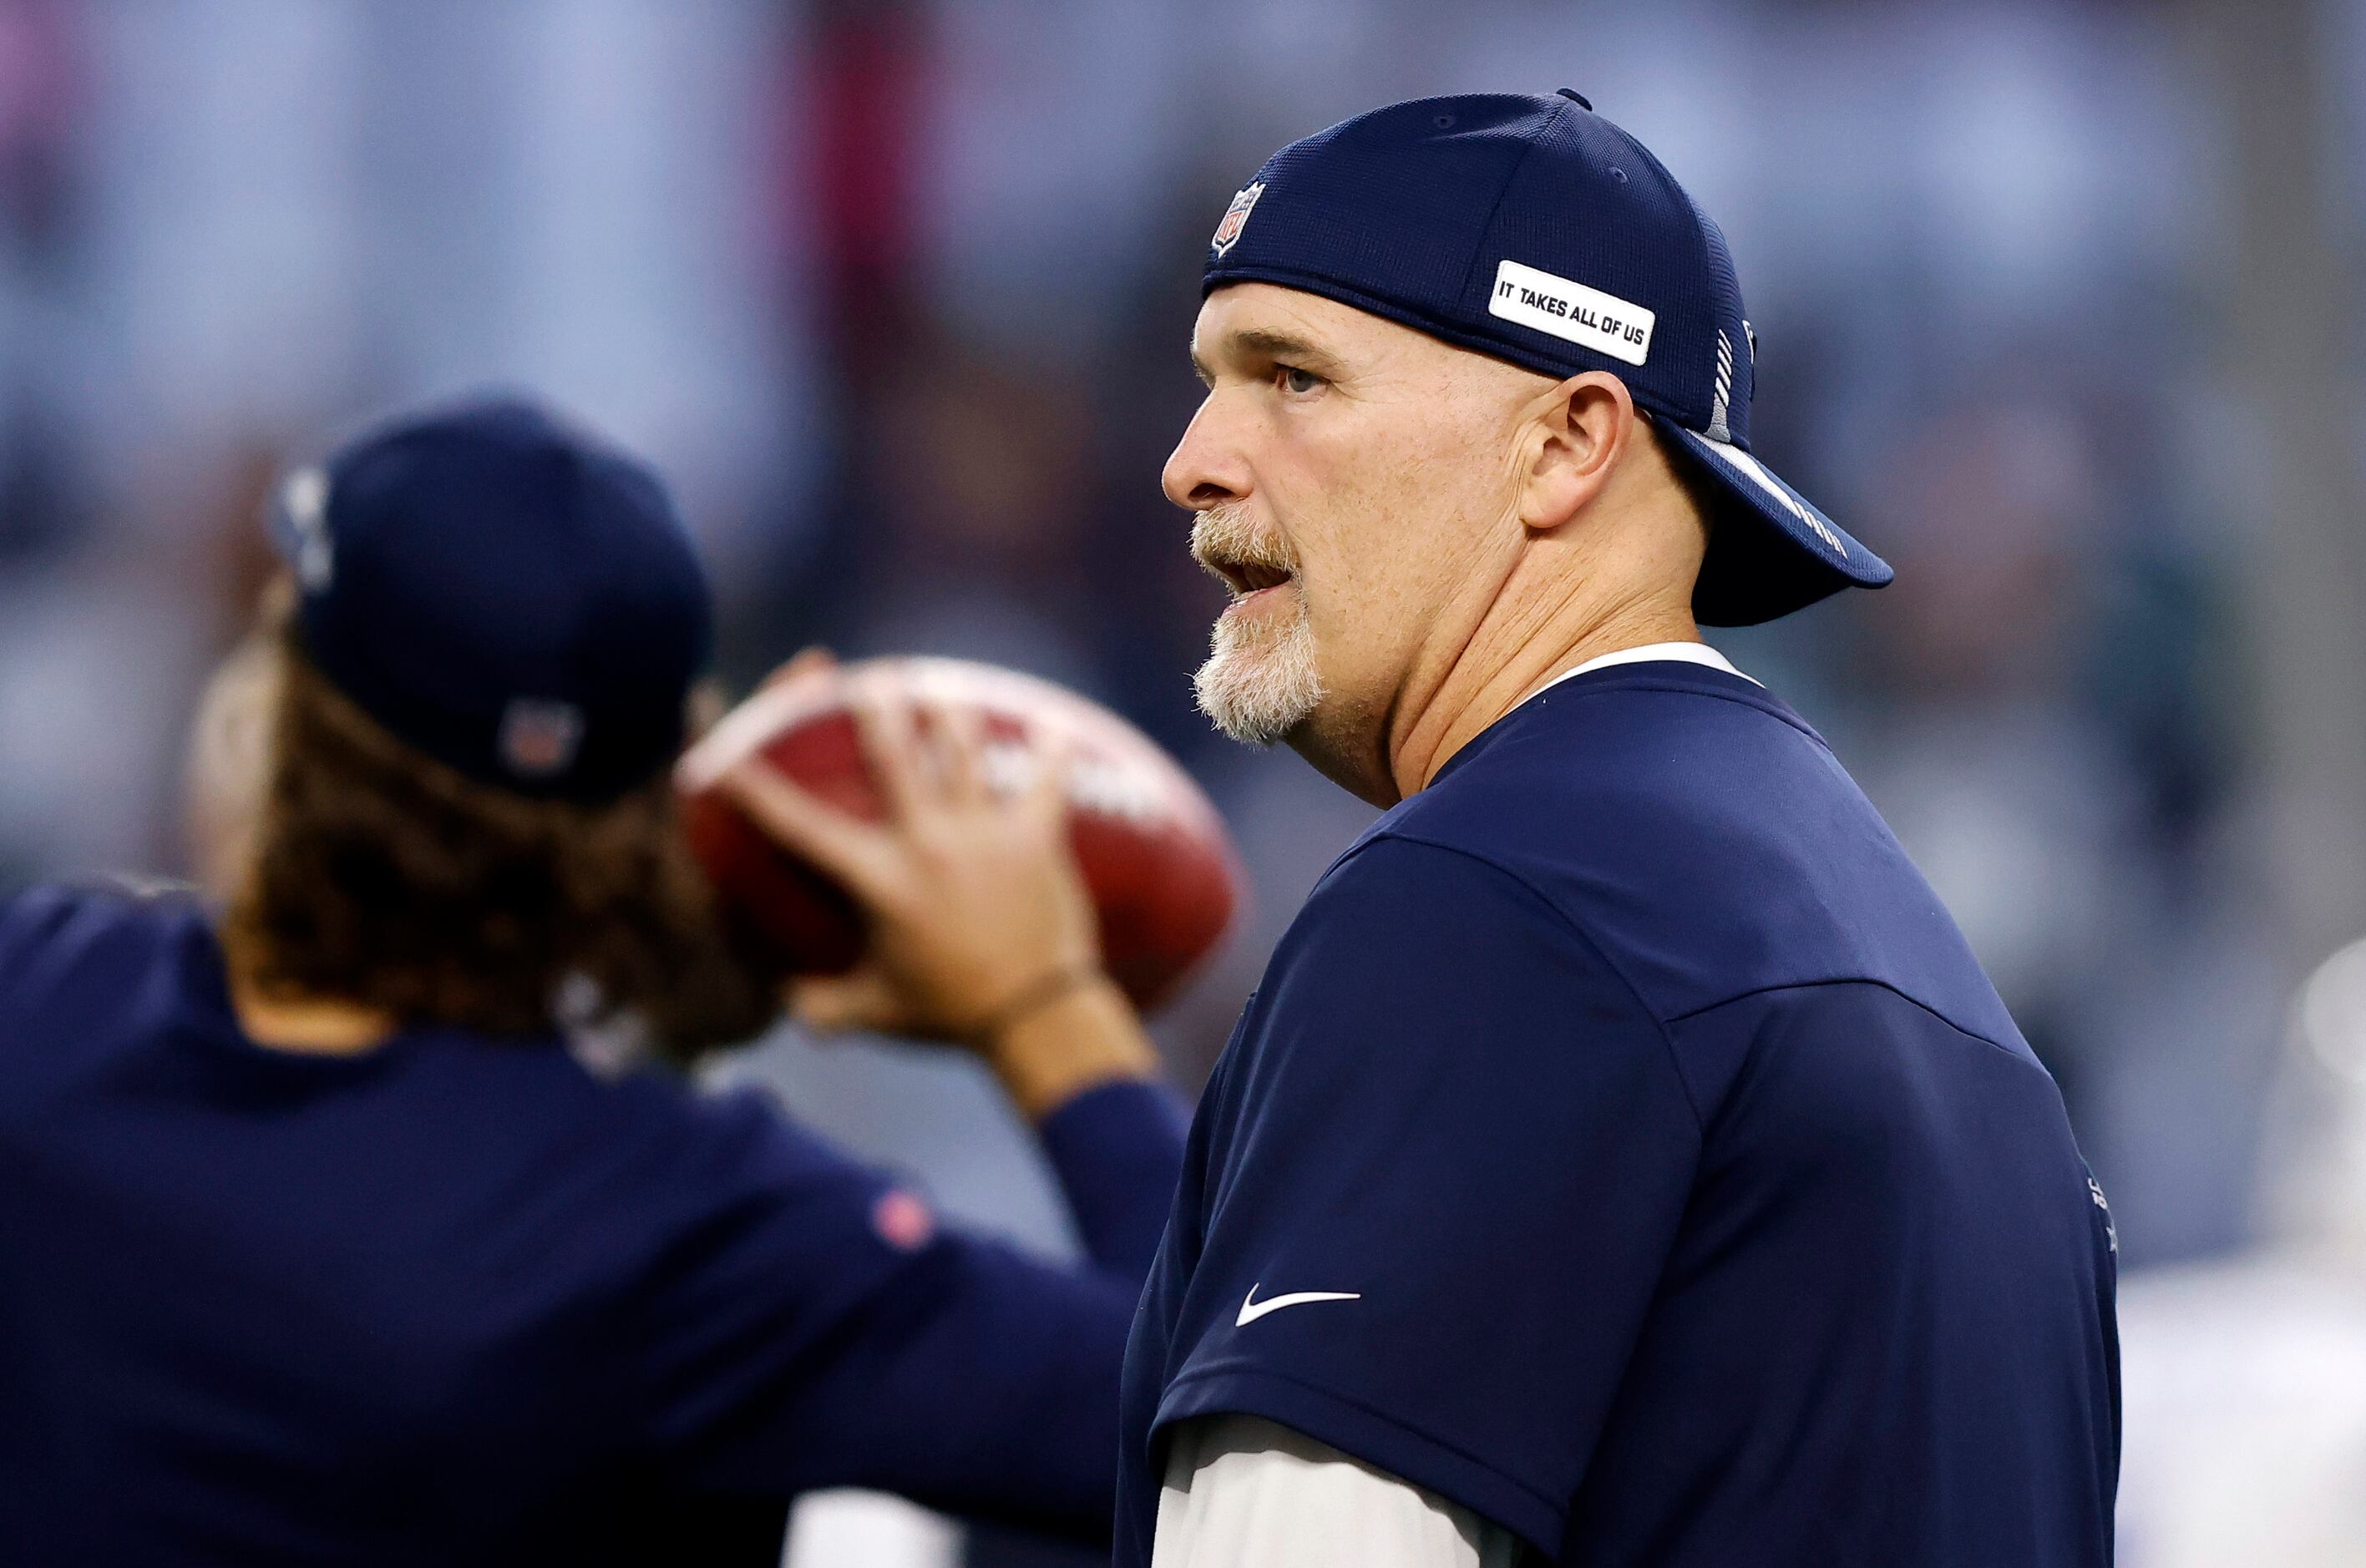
[[1654, 420, 1893, 626]]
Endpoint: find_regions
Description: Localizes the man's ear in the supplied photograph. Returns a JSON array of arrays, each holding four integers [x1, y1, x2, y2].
[[1516, 372, 1638, 534], [185, 635, 284, 906]]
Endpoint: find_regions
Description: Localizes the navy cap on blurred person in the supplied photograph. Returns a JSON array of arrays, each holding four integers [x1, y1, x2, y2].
[[269, 397, 712, 802], [1203, 89, 1892, 625]]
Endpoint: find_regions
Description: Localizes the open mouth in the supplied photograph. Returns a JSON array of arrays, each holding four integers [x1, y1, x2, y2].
[[1201, 553, 1296, 601], [1229, 561, 1292, 596]]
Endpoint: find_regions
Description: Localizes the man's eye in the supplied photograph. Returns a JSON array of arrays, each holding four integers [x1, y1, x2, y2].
[[1277, 366, 1325, 395]]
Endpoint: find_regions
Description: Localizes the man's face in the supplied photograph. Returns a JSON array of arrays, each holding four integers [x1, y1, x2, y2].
[[1166, 284, 1540, 787]]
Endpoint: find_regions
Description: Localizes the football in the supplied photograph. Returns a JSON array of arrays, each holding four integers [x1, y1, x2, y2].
[[676, 656, 1244, 1011]]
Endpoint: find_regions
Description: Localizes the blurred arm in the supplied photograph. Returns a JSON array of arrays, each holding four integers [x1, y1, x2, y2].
[[713, 671, 1188, 1273], [773, 1230, 1151, 1539], [980, 968, 1161, 1120], [1028, 1043, 1189, 1277], [668, 674, 1187, 1533], [641, 1100, 1164, 1541]]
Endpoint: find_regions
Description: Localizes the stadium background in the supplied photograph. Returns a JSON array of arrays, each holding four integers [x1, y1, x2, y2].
[[0, 1, 2359, 1563]]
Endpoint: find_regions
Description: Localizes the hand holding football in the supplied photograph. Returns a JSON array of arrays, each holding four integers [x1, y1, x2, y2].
[[677, 656, 1243, 1014]]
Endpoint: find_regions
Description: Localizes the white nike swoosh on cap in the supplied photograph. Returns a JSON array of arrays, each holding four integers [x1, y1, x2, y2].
[[1236, 1285, 1362, 1327]]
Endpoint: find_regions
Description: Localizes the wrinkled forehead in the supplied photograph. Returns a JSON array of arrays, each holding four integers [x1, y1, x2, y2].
[[1193, 281, 1558, 402], [1193, 283, 1424, 372]]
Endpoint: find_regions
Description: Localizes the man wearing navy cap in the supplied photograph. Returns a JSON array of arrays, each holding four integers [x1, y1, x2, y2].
[[1121, 94, 2119, 1566], [0, 398, 1187, 1563]]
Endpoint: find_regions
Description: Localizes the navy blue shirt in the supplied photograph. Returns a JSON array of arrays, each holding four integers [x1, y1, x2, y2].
[[0, 886, 1184, 1565], [1117, 662, 2119, 1566]]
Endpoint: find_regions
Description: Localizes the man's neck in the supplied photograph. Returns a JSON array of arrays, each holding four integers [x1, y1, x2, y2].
[[222, 935, 398, 1056], [1386, 581, 1700, 802]]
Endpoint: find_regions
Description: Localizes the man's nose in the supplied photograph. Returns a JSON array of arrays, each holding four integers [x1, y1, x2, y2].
[[1162, 397, 1252, 512]]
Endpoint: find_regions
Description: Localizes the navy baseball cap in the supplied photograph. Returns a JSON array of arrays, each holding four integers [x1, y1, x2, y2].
[[268, 396, 712, 802], [1203, 91, 1892, 625]]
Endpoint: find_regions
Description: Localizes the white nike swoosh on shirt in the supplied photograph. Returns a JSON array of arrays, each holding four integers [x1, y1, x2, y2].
[[1236, 1285, 1362, 1327]]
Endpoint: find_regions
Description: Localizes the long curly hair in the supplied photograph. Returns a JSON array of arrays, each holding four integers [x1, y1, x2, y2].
[[221, 608, 779, 1062]]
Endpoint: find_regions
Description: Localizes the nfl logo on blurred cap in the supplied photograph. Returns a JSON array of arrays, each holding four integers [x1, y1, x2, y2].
[[1210, 182, 1264, 257], [499, 699, 585, 780]]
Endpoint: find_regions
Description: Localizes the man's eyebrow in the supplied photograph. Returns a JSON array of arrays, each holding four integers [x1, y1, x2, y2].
[[1233, 328, 1340, 370], [1195, 327, 1347, 379]]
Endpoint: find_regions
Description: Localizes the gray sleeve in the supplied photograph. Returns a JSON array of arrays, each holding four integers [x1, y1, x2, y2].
[[1151, 1414, 1528, 1568]]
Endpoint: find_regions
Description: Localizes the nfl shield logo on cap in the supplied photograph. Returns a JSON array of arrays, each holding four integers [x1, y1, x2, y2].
[[498, 698, 585, 780], [1210, 182, 1264, 257]]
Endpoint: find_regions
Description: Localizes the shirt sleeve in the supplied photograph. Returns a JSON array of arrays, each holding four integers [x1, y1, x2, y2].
[[0, 885, 89, 992], [1036, 1077, 1191, 1279], [1148, 832, 1702, 1555], [631, 1080, 1179, 1543], [0, 884, 195, 1035], [1152, 1414, 1524, 1568]]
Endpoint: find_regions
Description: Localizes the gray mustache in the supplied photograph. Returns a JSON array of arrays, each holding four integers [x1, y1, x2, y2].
[[1189, 505, 1297, 577]]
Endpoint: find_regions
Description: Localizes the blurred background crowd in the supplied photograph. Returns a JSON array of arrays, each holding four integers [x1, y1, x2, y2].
[[0, 2, 2361, 1563]]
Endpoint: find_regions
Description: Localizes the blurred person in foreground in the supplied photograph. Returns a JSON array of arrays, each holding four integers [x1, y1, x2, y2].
[[1121, 94, 2120, 1567], [0, 398, 1185, 1565]]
